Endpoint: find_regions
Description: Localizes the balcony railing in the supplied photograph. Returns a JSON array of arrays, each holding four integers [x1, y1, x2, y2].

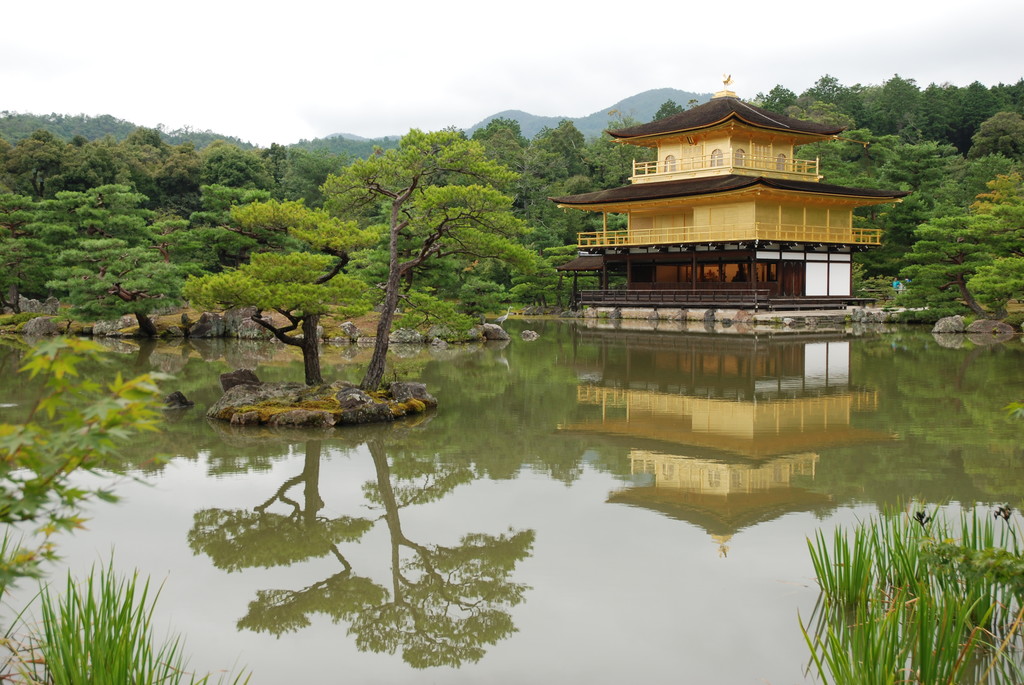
[[632, 151, 819, 180], [577, 222, 882, 248]]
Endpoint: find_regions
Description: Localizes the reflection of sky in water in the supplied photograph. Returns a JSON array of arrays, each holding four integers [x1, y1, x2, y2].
[[5, 451, 825, 685], [2, 325, 1022, 684]]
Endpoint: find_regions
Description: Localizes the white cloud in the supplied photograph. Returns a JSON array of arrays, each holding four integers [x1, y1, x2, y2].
[[4, 0, 1022, 146]]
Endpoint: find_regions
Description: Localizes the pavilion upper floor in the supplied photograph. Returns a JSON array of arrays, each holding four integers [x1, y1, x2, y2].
[[608, 94, 846, 185], [554, 176, 908, 250]]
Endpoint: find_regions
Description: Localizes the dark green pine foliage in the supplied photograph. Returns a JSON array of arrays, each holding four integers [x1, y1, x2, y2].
[[44, 185, 195, 335]]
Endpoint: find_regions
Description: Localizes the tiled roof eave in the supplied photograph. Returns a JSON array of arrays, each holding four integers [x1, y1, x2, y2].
[[607, 98, 846, 139], [608, 114, 841, 142], [551, 175, 909, 208]]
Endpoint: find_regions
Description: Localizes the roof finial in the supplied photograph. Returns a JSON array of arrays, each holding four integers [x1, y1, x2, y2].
[[713, 74, 737, 99]]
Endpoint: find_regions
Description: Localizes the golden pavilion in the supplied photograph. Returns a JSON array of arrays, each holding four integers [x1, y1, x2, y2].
[[553, 82, 908, 310]]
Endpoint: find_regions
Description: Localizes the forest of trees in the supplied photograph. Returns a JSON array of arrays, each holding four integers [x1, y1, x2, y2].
[[2, 73, 1024, 357]]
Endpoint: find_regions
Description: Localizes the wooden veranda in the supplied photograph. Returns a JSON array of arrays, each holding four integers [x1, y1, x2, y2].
[[573, 288, 870, 311]]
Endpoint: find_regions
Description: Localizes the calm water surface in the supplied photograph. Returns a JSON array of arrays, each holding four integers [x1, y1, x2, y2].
[[1, 320, 1022, 684]]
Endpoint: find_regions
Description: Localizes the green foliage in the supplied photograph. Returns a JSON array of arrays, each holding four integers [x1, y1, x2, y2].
[[1006, 402, 1024, 419], [184, 252, 366, 317], [0, 112, 252, 150], [183, 199, 373, 317], [902, 173, 1024, 316], [6, 76, 1024, 332], [803, 505, 1024, 684], [323, 128, 533, 389], [19, 560, 249, 684], [652, 99, 684, 121], [756, 85, 798, 113], [2, 130, 68, 198], [863, 74, 922, 138], [40, 185, 193, 330], [276, 148, 349, 207], [1002, 310, 1024, 330], [185, 184, 277, 269], [290, 134, 399, 158], [0, 312, 44, 329], [0, 339, 163, 585], [900, 215, 991, 316], [852, 262, 895, 302], [969, 257, 1024, 315], [0, 193, 50, 306], [199, 142, 273, 190], [509, 245, 579, 308], [970, 112, 1024, 160], [394, 290, 476, 334], [183, 199, 373, 384], [455, 277, 506, 318], [471, 118, 527, 172], [584, 113, 656, 189]]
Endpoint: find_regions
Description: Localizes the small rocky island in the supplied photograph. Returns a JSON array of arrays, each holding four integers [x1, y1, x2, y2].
[[207, 369, 437, 428]]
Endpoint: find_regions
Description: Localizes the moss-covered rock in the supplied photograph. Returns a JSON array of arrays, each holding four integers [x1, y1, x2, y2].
[[206, 378, 436, 428]]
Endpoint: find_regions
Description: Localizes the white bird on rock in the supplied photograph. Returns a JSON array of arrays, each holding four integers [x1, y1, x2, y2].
[[495, 306, 512, 325]]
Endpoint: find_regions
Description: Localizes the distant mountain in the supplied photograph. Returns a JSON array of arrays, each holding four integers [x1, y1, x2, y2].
[[322, 132, 400, 143], [1, 88, 713, 154], [301, 88, 713, 149], [466, 88, 712, 140], [0, 111, 255, 149]]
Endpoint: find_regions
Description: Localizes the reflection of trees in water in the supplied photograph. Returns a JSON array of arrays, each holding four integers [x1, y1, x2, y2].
[[3, 333, 628, 484], [355, 438, 534, 668], [188, 441, 373, 572], [813, 332, 1024, 502], [187, 432, 534, 669], [413, 335, 628, 483]]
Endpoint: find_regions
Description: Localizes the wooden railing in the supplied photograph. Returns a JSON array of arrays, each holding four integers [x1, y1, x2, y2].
[[577, 222, 882, 248], [578, 287, 771, 308], [575, 289, 862, 311], [633, 152, 819, 179]]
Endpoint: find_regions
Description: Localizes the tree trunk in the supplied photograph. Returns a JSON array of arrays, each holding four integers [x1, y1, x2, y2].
[[302, 440, 324, 524], [132, 340, 156, 371], [361, 218, 404, 390], [956, 277, 989, 318], [361, 269, 401, 390], [7, 284, 19, 314], [367, 437, 407, 600], [301, 314, 323, 386], [134, 312, 158, 338]]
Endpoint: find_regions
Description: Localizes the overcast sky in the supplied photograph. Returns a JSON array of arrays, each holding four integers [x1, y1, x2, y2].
[[4, 0, 1022, 147]]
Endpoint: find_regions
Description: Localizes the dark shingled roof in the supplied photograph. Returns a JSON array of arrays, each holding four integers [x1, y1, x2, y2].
[[551, 175, 910, 207], [556, 255, 605, 271], [608, 96, 845, 140]]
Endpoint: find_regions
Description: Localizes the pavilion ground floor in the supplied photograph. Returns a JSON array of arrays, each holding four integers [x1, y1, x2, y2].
[[559, 244, 870, 311]]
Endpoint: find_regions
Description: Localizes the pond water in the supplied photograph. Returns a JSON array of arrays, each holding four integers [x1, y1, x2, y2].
[[1, 320, 1022, 684]]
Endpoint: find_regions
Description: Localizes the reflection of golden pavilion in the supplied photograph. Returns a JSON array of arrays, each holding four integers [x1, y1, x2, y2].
[[630, 448, 817, 493], [609, 449, 831, 548], [572, 385, 881, 458], [562, 335, 892, 550]]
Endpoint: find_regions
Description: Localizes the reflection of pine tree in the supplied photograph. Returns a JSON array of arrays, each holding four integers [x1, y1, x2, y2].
[[188, 441, 373, 572], [350, 439, 534, 668], [238, 571, 387, 636], [188, 435, 535, 668]]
